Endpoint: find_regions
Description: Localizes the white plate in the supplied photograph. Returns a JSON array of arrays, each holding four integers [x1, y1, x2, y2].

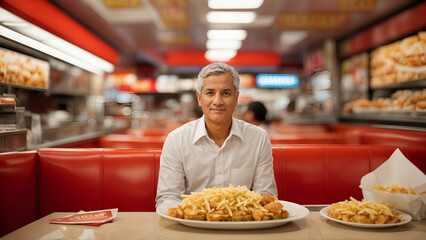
[[319, 206, 412, 228], [156, 200, 309, 230]]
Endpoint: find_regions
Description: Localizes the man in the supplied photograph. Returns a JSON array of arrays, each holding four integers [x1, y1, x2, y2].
[[155, 62, 277, 210], [242, 101, 269, 130]]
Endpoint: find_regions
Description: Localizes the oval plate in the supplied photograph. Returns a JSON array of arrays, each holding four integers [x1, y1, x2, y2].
[[157, 200, 309, 230], [320, 206, 412, 228]]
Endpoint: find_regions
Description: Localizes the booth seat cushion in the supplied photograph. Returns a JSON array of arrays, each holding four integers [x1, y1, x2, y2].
[[331, 123, 426, 147], [0, 151, 37, 237], [37, 148, 103, 218], [360, 130, 426, 148], [99, 134, 165, 149], [269, 133, 344, 144], [103, 149, 156, 212]]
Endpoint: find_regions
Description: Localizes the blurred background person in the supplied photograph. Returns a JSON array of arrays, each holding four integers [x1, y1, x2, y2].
[[242, 101, 269, 129]]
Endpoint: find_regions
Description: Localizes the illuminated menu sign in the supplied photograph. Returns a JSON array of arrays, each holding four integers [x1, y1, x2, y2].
[[256, 74, 299, 88]]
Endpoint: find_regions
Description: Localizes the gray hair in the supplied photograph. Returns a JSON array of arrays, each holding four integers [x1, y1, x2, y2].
[[197, 62, 240, 94]]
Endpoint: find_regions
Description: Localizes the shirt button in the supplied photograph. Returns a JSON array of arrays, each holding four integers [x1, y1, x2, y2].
[[218, 172, 222, 175]]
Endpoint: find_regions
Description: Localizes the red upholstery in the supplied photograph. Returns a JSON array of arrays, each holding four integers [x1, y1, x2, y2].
[[269, 123, 330, 134], [281, 145, 326, 204], [404, 147, 426, 174], [325, 146, 370, 203], [54, 137, 100, 148], [99, 134, 165, 149], [0, 151, 37, 237], [270, 133, 344, 144], [126, 128, 170, 137], [369, 146, 407, 171], [103, 149, 156, 211], [360, 130, 426, 147], [154, 150, 161, 192], [272, 147, 283, 200], [37, 148, 103, 218], [332, 123, 426, 147]]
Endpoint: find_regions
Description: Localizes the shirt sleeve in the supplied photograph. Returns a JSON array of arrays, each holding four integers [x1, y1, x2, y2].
[[251, 131, 278, 197], [155, 134, 186, 209]]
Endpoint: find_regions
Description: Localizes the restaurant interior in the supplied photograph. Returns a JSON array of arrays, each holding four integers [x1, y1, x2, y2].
[[0, 0, 425, 239]]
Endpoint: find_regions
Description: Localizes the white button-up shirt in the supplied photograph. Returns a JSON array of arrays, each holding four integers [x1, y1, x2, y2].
[[155, 115, 277, 209]]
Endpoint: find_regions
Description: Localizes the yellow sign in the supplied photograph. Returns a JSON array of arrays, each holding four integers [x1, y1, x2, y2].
[[150, 0, 189, 29], [338, 0, 376, 11], [103, 0, 141, 8], [278, 13, 347, 29]]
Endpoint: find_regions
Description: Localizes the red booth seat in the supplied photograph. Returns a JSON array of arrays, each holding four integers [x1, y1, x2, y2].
[[126, 127, 171, 137], [0, 151, 37, 237], [269, 133, 344, 144], [1, 146, 425, 237], [99, 134, 166, 149], [332, 123, 426, 147]]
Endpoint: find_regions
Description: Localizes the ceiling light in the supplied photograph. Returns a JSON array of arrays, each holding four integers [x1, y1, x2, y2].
[[208, 0, 264, 9], [206, 40, 242, 50], [0, 8, 114, 75], [207, 30, 247, 40], [280, 31, 308, 46], [2, 22, 29, 27], [206, 12, 256, 23], [205, 50, 237, 61], [0, 26, 104, 75]]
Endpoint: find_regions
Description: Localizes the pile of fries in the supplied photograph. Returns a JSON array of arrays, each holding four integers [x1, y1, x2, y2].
[[168, 185, 289, 221], [327, 197, 403, 224], [374, 183, 416, 194]]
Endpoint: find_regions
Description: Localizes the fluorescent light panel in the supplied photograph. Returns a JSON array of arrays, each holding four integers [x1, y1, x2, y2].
[[206, 12, 256, 23], [0, 8, 114, 74], [206, 40, 242, 50], [208, 0, 264, 9], [207, 30, 247, 40], [205, 50, 237, 61], [280, 31, 308, 47], [0, 25, 104, 75]]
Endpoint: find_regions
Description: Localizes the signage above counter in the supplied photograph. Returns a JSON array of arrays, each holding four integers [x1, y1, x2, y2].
[[256, 74, 299, 88]]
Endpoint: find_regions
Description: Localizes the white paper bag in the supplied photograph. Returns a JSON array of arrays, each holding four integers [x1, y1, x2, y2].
[[359, 148, 426, 220]]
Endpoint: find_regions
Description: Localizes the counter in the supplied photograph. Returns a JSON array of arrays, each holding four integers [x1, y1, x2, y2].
[[1, 211, 424, 240], [0, 129, 26, 152], [26, 118, 129, 150]]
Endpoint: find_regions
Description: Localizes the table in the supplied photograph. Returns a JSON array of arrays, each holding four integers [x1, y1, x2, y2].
[[1, 212, 425, 240]]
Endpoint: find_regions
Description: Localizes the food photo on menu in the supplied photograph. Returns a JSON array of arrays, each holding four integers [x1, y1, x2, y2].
[[0, 47, 49, 89]]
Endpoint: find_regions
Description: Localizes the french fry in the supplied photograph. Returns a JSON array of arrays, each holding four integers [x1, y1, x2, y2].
[[374, 183, 416, 194]]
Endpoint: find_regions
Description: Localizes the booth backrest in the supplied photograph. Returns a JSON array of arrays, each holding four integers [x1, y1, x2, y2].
[[0, 151, 37, 237], [332, 123, 426, 147], [99, 134, 166, 149], [1, 145, 425, 237]]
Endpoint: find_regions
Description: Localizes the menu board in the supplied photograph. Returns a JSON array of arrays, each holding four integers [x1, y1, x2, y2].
[[0, 48, 49, 89], [370, 31, 426, 88]]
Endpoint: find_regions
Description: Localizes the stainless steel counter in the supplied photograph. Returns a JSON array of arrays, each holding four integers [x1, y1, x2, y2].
[[26, 118, 130, 150], [0, 129, 26, 152]]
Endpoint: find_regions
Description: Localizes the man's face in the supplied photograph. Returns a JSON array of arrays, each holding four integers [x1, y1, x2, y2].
[[196, 72, 239, 126]]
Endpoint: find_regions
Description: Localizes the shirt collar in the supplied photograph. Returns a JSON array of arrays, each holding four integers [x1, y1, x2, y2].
[[193, 115, 244, 144]]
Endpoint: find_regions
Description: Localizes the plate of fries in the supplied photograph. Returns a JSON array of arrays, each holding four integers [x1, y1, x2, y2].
[[156, 185, 309, 229], [320, 197, 412, 228]]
